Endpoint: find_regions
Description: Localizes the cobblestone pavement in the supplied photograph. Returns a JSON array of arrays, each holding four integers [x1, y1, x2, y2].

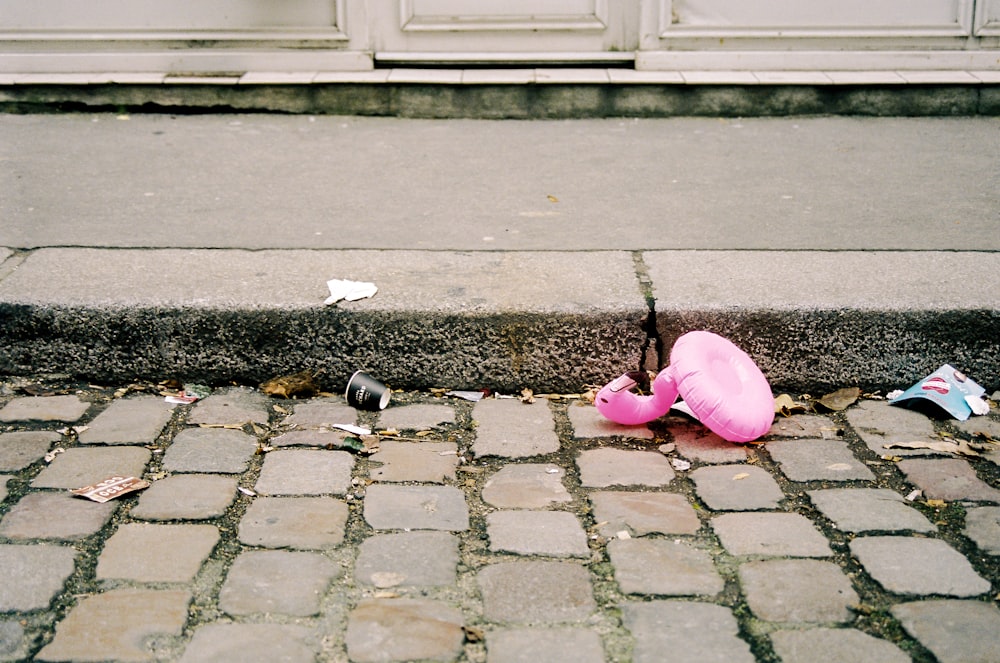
[[1, 379, 1000, 662]]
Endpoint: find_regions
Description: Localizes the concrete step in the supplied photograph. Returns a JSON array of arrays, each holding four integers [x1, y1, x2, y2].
[[1, 247, 997, 394]]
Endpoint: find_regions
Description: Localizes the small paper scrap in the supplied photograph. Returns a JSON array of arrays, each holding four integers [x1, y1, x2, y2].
[[71, 476, 149, 503], [325, 279, 378, 305], [332, 423, 372, 436], [165, 384, 212, 405]]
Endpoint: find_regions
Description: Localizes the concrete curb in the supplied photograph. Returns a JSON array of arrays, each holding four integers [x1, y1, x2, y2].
[[2, 82, 998, 117], [1, 248, 997, 392]]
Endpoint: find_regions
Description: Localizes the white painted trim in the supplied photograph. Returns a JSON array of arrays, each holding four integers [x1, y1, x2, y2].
[[635, 50, 1000, 71], [0, 49, 374, 74], [375, 50, 634, 64], [654, 0, 975, 39], [398, 0, 608, 31], [975, 0, 1000, 36], [0, 30, 351, 43]]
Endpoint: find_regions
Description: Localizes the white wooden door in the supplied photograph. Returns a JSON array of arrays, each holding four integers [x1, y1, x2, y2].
[[370, 0, 639, 64]]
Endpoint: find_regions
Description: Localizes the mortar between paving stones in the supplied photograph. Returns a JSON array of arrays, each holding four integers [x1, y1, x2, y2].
[[0, 377, 999, 662]]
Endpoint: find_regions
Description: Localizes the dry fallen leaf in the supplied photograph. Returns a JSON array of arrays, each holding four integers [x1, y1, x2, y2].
[[925, 499, 947, 508], [260, 370, 320, 399], [547, 194, 559, 203], [774, 394, 808, 416], [884, 440, 984, 458], [521, 388, 535, 404], [732, 472, 750, 481], [814, 386, 861, 412]]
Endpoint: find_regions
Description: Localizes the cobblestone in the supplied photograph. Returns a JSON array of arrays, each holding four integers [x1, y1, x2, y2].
[[0, 544, 77, 611], [78, 395, 175, 445], [608, 539, 724, 596], [0, 395, 90, 423], [161, 427, 257, 474], [739, 559, 858, 623], [95, 523, 219, 583], [850, 536, 991, 597], [891, 599, 1000, 663], [35, 588, 191, 662], [0, 431, 60, 471], [486, 510, 589, 557], [690, 464, 784, 510], [897, 457, 1000, 502], [218, 550, 340, 617], [130, 474, 237, 520], [1, 382, 998, 662], [807, 487, 936, 533], [711, 512, 832, 557], [238, 496, 348, 549]]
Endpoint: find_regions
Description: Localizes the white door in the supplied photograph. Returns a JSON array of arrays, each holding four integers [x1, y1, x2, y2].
[[369, 0, 639, 64]]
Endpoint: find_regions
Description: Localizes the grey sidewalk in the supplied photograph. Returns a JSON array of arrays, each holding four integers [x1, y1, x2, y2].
[[1, 381, 999, 662], [1, 114, 998, 393]]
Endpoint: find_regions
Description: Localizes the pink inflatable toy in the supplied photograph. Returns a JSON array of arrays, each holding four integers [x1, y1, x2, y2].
[[595, 331, 774, 443]]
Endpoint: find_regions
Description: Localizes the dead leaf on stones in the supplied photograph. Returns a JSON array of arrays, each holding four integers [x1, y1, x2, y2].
[[732, 472, 750, 481], [814, 387, 861, 412], [463, 626, 485, 644], [774, 394, 808, 417], [925, 499, 947, 508], [521, 388, 535, 404], [260, 370, 320, 399], [884, 439, 984, 458]]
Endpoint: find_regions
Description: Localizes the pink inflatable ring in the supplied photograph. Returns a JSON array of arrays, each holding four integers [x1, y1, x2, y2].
[[595, 331, 774, 443]]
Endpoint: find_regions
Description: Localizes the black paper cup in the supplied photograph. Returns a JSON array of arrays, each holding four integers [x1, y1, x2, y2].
[[345, 371, 391, 411]]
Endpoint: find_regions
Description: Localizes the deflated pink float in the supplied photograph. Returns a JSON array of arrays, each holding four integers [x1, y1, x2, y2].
[[595, 331, 773, 443]]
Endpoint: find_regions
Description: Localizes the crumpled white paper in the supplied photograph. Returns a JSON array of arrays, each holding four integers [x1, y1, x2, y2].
[[324, 279, 378, 305]]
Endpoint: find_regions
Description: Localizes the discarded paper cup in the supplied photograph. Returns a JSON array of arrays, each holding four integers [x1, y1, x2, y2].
[[345, 371, 391, 411]]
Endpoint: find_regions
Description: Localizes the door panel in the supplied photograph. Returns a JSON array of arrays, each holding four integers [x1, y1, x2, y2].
[[372, 0, 637, 60]]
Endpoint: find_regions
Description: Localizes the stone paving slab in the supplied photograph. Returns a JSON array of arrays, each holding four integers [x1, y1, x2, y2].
[[31, 446, 151, 489], [711, 512, 833, 557], [187, 387, 270, 425], [78, 396, 175, 445], [481, 464, 571, 509], [0, 491, 116, 540], [807, 488, 936, 533], [238, 496, 348, 549], [218, 550, 339, 617], [478, 560, 596, 623], [891, 599, 1000, 663], [963, 505, 1000, 554], [671, 425, 748, 463], [0, 395, 90, 423], [254, 449, 354, 495], [95, 523, 219, 583], [766, 439, 876, 481], [608, 539, 724, 596], [472, 399, 560, 458], [845, 401, 940, 457], [376, 403, 455, 431], [285, 398, 357, 428], [577, 448, 675, 488], [769, 628, 910, 663], [897, 457, 1000, 502], [35, 588, 191, 662], [567, 404, 654, 440], [130, 474, 237, 520], [368, 440, 458, 483], [739, 559, 858, 623], [364, 485, 469, 531], [849, 536, 991, 597], [590, 491, 700, 537], [179, 623, 317, 663], [354, 532, 459, 588], [690, 464, 784, 510], [486, 627, 605, 663], [161, 428, 257, 474], [622, 601, 755, 663], [0, 544, 77, 611], [346, 598, 465, 663], [487, 510, 589, 558], [0, 431, 60, 471]]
